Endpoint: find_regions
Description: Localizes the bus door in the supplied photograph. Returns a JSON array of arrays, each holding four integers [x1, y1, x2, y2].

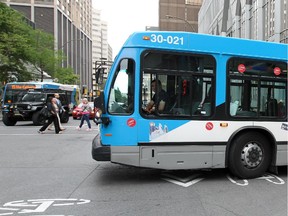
[[101, 58, 137, 147]]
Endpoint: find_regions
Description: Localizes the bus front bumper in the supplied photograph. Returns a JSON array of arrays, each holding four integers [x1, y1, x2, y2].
[[92, 133, 111, 161]]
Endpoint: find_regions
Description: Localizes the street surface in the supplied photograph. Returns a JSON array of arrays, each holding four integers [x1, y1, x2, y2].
[[0, 117, 287, 216]]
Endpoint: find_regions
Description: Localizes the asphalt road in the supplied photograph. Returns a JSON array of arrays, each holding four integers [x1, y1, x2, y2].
[[0, 117, 287, 216]]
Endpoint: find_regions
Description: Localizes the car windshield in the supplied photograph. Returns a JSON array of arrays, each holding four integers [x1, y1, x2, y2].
[[20, 93, 46, 102]]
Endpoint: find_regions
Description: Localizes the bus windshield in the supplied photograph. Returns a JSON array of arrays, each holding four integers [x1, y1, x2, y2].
[[4, 89, 28, 103]]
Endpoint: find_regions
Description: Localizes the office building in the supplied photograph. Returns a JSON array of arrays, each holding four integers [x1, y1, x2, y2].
[[91, 8, 112, 64], [159, 0, 203, 32], [0, 0, 93, 91], [91, 7, 112, 96], [198, 0, 288, 43]]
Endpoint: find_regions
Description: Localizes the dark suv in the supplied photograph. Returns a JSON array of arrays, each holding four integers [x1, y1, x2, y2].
[[2, 91, 70, 126]]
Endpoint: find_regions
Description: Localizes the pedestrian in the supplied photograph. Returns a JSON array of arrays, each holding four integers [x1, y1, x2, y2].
[[76, 98, 92, 131], [38, 97, 62, 134], [47, 93, 65, 131]]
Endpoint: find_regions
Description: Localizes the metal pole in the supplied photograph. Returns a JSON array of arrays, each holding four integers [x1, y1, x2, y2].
[[166, 15, 196, 32]]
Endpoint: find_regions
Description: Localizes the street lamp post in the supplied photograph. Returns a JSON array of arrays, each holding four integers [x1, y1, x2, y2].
[[166, 15, 196, 32]]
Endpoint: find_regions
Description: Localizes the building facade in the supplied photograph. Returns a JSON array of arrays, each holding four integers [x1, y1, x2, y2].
[[91, 8, 112, 64], [198, 0, 288, 43], [0, 0, 93, 92], [91, 7, 112, 97], [159, 0, 203, 32]]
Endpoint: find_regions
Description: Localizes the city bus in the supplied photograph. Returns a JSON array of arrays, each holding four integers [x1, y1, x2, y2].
[[92, 31, 287, 179], [1, 81, 80, 125]]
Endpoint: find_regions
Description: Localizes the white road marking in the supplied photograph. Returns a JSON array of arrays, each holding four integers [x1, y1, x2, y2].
[[162, 177, 204, 187], [227, 173, 285, 186], [226, 174, 249, 186], [161, 173, 204, 187], [0, 199, 90, 216]]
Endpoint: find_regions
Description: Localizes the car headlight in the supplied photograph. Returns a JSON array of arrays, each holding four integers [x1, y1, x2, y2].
[[27, 105, 32, 110]]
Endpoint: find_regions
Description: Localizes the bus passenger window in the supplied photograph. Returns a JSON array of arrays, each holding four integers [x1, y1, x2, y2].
[[228, 58, 287, 118], [141, 51, 215, 118]]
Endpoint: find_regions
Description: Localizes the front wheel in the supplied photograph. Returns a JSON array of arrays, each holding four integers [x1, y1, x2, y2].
[[2, 113, 17, 126], [228, 132, 272, 179]]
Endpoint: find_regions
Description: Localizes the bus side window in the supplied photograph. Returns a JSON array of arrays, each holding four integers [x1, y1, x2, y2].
[[229, 58, 287, 118]]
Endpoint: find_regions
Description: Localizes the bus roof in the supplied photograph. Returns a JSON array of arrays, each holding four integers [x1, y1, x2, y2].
[[122, 31, 288, 61]]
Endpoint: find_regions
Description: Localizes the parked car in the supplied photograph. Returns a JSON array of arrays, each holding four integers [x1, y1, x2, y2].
[[72, 102, 95, 119]]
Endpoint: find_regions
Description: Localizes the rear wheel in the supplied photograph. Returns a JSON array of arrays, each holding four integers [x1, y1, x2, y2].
[[228, 132, 272, 179], [2, 113, 17, 126]]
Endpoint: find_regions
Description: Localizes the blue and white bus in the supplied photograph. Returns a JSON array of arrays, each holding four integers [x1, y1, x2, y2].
[[1, 81, 80, 126], [93, 31, 287, 179]]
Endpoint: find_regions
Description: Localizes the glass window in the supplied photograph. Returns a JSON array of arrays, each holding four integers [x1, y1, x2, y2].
[[228, 58, 287, 118], [108, 59, 135, 115], [141, 51, 215, 118]]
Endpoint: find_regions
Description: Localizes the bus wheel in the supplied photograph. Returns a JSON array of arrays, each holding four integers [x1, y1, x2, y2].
[[2, 113, 17, 126], [228, 132, 271, 179], [32, 111, 45, 126], [60, 112, 69, 123]]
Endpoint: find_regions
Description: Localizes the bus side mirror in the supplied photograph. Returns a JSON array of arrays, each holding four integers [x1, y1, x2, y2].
[[94, 91, 105, 113], [93, 91, 110, 126]]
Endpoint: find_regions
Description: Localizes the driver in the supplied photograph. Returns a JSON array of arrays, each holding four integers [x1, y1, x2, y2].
[[144, 79, 169, 114]]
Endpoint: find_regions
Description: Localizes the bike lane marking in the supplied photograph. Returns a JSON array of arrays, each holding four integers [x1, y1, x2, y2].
[[0, 199, 90, 216]]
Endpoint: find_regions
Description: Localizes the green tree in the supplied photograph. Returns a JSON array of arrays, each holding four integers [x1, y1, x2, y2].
[[0, 3, 79, 85], [28, 29, 57, 81], [54, 66, 79, 84], [0, 3, 34, 82]]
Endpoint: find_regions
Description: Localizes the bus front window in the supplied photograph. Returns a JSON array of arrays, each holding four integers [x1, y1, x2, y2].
[[108, 59, 135, 114], [4, 90, 26, 103]]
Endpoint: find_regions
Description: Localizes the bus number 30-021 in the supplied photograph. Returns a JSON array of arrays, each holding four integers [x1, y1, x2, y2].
[[150, 34, 184, 45]]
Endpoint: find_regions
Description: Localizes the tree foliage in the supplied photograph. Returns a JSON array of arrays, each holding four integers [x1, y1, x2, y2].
[[0, 3, 34, 82], [54, 67, 79, 84], [0, 3, 79, 85]]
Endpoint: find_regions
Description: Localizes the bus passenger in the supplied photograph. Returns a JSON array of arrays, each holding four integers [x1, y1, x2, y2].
[[144, 79, 169, 114]]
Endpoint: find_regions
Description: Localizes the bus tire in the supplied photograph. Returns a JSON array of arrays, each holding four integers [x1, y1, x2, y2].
[[60, 112, 69, 123], [2, 113, 17, 126], [32, 111, 46, 126], [228, 132, 271, 179]]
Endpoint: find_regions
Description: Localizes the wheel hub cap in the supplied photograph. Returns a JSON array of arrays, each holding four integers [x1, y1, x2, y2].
[[241, 143, 263, 168]]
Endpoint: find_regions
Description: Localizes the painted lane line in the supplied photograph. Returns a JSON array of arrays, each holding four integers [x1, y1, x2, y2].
[[226, 174, 249, 186], [162, 177, 204, 187]]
